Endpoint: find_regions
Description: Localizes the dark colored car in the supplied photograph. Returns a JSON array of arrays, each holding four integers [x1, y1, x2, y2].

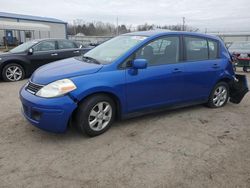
[[20, 31, 248, 137], [228, 41, 250, 72], [0, 39, 91, 82]]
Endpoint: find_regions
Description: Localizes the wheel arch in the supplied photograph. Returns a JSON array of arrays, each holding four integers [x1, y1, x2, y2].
[[217, 77, 232, 84], [1, 59, 27, 76], [71, 91, 123, 122]]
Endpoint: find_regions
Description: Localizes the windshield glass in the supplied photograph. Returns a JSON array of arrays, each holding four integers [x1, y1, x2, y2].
[[10, 40, 39, 53], [83, 35, 148, 64], [229, 42, 250, 50]]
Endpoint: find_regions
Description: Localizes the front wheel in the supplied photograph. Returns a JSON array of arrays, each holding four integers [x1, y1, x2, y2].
[[2, 63, 25, 82], [207, 82, 229, 108], [75, 95, 115, 137]]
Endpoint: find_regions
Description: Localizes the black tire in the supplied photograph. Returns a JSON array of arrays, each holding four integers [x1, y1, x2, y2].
[[207, 82, 229, 108], [75, 94, 116, 137], [2, 63, 25, 82]]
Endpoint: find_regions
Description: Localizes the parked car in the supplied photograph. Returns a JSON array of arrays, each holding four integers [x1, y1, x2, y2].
[[0, 39, 91, 82], [20, 31, 248, 137], [228, 41, 250, 72]]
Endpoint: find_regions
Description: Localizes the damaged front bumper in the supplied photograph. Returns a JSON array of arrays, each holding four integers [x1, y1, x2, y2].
[[229, 74, 249, 104]]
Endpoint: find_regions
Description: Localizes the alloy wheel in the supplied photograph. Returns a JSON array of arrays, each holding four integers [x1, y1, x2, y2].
[[212, 86, 228, 107], [88, 102, 112, 131], [5, 66, 23, 81]]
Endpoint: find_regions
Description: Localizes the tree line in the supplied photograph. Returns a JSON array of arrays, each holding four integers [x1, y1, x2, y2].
[[67, 20, 199, 36]]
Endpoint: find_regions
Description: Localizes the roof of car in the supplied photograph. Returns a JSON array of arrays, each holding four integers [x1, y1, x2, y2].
[[124, 30, 220, 40], [28, 38, 73, 42]]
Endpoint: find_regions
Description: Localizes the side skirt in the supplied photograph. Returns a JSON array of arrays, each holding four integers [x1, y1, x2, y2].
[[121, 99, 207, 120]]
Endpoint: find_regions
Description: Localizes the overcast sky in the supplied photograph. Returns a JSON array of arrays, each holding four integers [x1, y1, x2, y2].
[[1, 0, 250, 32]]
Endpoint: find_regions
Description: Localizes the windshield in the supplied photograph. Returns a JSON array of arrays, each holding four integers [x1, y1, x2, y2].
[[10, 40, 39, 53], [83, 35, 148, 64], [229, 42, 250, 50]]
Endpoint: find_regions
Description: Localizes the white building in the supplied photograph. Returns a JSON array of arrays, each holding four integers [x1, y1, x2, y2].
[[208, 31, 250, 45], [0, 12, 67, 47]]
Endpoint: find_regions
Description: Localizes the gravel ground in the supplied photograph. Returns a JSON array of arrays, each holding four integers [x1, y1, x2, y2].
[[0, 72, 249, 188]]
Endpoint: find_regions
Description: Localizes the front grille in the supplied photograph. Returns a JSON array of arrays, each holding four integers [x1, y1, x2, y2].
[[26, 81, 43, 94]]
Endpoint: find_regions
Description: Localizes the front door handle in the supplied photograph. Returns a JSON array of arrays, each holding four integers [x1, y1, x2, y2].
[[51, 53, 58, 56], [212, 63, 220, 69], [172, 68, 182, 73], [73, 50, 80, 53]]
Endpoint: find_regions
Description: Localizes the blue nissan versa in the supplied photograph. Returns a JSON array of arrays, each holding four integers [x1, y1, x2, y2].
[[20, 31, 248, 136]]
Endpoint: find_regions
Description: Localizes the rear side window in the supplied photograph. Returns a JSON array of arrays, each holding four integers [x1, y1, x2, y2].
[[208, 40, 218, 59], [184, 37, 208, 61], [58, 40, 77, 49]]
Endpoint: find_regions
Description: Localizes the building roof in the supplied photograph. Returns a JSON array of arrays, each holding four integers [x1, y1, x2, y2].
[[0, 12, 66, 24], [0, 21, 50, 31]]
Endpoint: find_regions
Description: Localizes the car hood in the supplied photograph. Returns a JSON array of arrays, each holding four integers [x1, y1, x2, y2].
[[0, 51, 21, 57], [31, 57, 103, 84]]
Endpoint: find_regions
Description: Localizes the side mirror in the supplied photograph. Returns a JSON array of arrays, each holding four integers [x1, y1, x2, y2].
[[28, 48, 33, 55], [132, 59, 148, 69]]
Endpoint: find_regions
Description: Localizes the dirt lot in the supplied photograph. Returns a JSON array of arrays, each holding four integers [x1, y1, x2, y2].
[[0, 72, 249, 188]]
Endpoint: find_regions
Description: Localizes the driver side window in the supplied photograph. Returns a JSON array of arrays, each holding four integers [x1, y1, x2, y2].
[[33, 41, 56, 52], [135, 36, 179, 66]]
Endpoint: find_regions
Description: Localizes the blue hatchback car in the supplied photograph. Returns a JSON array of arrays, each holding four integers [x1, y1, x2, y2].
[[20, 31, 248, 136]]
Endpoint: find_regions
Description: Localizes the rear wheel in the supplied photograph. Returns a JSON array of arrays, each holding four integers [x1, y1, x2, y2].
[[2, 63, 25, 82], [207, 82, 229, 108], [75, 94, 115, 137]]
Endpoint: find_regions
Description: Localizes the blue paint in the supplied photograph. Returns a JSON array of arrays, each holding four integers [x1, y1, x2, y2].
[[20, 31, 235, 133]]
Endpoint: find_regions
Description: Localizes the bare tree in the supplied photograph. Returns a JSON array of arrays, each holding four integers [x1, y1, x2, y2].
[[67, 20, 198, 36]]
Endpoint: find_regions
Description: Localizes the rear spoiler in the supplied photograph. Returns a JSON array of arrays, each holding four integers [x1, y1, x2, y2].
[[229, 74, 249, 104]]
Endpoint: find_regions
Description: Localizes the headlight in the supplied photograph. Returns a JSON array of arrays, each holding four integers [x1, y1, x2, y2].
[[36, 79, 77, 98]]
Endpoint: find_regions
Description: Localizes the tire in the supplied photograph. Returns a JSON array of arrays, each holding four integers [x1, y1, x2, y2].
[[75, 94, 116, 137], [207, 82, 229, 108], [2, 63, 25, 82]]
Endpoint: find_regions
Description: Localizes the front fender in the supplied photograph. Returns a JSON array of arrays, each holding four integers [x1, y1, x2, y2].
[[69, 70, 126, 113]]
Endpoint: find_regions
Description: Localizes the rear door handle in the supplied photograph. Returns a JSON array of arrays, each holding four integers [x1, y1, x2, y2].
[[51, 53, 58, 56], [172, 68, 182, 73]]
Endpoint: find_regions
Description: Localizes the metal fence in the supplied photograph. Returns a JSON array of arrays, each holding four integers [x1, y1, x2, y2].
[[68, 35, 113, 45]]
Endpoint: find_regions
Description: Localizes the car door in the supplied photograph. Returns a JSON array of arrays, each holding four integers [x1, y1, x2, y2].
[[125, 36, 186, 113], [56, 40, 81, 60], [180, 36, 222, 102], [27, 40, 59, 70]]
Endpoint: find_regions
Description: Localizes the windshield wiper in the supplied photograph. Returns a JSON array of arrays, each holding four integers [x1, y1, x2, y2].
[[82, 56, 101, 64]]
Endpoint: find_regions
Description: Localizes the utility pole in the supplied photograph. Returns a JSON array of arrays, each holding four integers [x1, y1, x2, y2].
[[116, 16, 119, 36], [182, 17, 185, 31]]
